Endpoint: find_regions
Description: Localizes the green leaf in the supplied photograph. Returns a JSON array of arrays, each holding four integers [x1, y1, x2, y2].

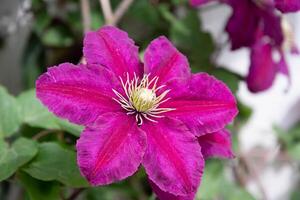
[[0, 86, 21, 137], [197, 160, 255, 200], [0, 137, 38, 181], [275, 123, 300, 154], [221, 182, 255, 200], [159, 5, 188, 35], [17, 89, 83, 136], [91, 9, 104, 30], [23, 142, 88, 187], [169, 9, 215, 71], [18, 171, 61, 200], [17, 89, 60, 130], [288, 143, 300, 161], [55, 119, 83, 137], [34, 12, 51, 36], [197, 160, 224, 199], [237, 100, 252, 123], [42, 26, 74, 47], [120, 0, 166, 48], [291, 189, 300, 200], [211, 68, 240, 93], [21, 34, 44, 89]]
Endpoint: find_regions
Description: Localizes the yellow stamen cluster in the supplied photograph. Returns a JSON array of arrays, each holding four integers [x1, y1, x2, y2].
[[112, 73, 174, 125]]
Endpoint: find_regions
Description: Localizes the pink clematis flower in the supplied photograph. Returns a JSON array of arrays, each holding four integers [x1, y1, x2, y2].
[[190, 0, 300, 93], [190, 0, 300, 13], [225, 0, 283, 50], [189, 0, 300, 49], [275, 0, 300, 13], [246, 28, 293, 93], [36, 26, 238, 199]]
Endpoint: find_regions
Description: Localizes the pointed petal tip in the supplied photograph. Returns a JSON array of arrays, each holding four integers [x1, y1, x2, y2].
[[141, 118, 204, 196], [76, 113, 147, 186]]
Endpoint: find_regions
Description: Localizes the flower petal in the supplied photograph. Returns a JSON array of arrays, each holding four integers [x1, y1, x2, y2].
[[163, 73, 238, 136], [149, 179, 195, 200], [278, 51, 289, 76], [198, 129, 234, 159], [246, 40, 277, 93], [83, 26, 142, 79], [225, 0, 260, 49], [141, 117, 203, 196], [76, 112, 147, 185], [144, 36, 191, 86], [261, 10, 284, 46], [275, 0, 300, 12], [36, 63, 121, 126]]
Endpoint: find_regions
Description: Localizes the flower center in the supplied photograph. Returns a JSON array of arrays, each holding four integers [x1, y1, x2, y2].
[[112, 73, 174, 125], [131, 88, 156, 112]]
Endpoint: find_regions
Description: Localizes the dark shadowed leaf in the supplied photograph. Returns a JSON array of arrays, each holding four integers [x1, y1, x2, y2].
[[0, 138, 38, 181], [23, 142, 88, 187], [169, 9, 215, 71], [42, 25, 74, 47], [18, 171, 61, 200], [211, 68, 240, 93]]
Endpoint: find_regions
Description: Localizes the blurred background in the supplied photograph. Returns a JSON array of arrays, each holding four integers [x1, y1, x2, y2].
[[0, 0, 300, 200]]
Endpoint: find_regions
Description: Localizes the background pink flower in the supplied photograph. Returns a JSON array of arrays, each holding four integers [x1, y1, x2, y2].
[[190, 0, 300, 92]]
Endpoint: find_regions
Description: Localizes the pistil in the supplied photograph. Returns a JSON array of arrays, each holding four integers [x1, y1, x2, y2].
[[112, 73, 175, 125]]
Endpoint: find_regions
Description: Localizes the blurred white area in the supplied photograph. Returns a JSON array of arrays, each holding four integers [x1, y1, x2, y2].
[[200, 4, 300, 200]]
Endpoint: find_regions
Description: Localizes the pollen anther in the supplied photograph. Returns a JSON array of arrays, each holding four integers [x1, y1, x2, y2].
[[112, 73, 174, 125]]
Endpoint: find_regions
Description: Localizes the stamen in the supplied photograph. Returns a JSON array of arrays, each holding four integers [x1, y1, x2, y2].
[[112, 73, 174, 125]]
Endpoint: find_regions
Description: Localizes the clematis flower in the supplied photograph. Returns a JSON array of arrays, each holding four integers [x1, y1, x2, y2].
[[190, 0, 300, 49], [36, 26, 238, 199], [275, 0, 300, 13], [246, 34, 278, 92], [246, 15, 299, 92], [225, 0, 283, 50], [190, 0, 300, 92], [190, 0, 300, 13]]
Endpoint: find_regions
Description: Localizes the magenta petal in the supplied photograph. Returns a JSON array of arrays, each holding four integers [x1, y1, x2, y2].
[[225, 0, 260, 49], [76, 112, 147, 185], [141, 118, 203, 196], [246, 40, 277, 93], [275, 0, 300, 12], [83, 26, 142, 79], [278, 51, 289, 76], [144, 36, 191, 85], [261, 11, 284, 46], [149, 179, 195, 200], [198, 129, 234, 159], [36, 63, 121, 126], [164, 73, 238, 136]]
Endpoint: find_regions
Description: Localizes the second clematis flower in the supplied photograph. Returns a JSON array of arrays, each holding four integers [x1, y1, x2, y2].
[[190, 0, 300, 93], [190, 0, 300, 13], [36, 26, 238, 200]]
